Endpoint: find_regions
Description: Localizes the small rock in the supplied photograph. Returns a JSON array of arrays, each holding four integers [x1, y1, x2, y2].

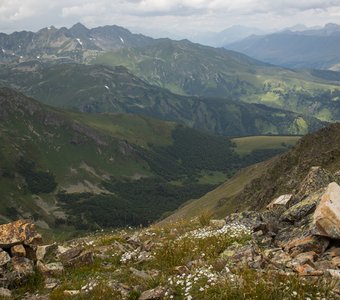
[[139, 286, 167, 300], [327, 269, 340, 279], [0, 287, 12, 298], [36, 243, 58, 263], [11, 244, 26, 257], [59, 248, 82, 263], [63, 290, 80, 296], [332, 256, 340, 267], [266, 194, 292, 210], [294, 264, 323, 276], [62, 251, 93, 268], [44, 278, 59, 290], [0, 249, 11, 266], [209, 219, 226, 228], [313, 182, 340, 239], [37, 261, 64, 276], [11, 256, 34, 276], [327, 247, 340, 257]]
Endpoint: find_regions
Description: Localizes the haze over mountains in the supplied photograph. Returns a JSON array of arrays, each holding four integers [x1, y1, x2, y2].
[[227, 23, 340, 70]]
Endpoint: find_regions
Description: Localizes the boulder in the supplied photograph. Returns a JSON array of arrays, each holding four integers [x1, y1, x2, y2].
[[11, 244, 26, 257], [266, 194, 292, 210], [11, 256, 34, 278], [284, 235, 329, 256], [0, 220, 42, 248], [280, 190, 322, 223], [0, 250, 11, 266], [36, 243, 58, 263], [313, 182, 340, 239]]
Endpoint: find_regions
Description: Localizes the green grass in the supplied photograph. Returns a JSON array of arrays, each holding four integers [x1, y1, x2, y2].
[[232, 136, 301, 156]]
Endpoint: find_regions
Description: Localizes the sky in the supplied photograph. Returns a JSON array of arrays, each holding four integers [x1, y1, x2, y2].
[[1, 0, 340, 38]]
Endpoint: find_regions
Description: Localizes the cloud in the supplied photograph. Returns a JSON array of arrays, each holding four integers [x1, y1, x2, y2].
[[0, 0, 340, 35]]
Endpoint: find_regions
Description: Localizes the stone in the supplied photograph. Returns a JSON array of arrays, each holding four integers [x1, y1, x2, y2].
[[62, 251, 93, 268], [37, 261, 64, 276], [63, 290, 80, 296], [313, 182, 340, 239], [0, 220, 42, 248], [36, 243, 58, 263], [294, 264, 323, 276], [327, 269, 340, 280], [332, 256, 340, 267], [44, 278, 59, 290], [11, 244, 26, 257], [139, 286, 167, 300], [0, 250, 11, 266], [0, 288, 12, 298], [11, 256, 34, 277], [267, 194, 292, 210], [284, 235, 329, 256], [280, 190, 322, 222], [209, 219, 226, 228], [327, 247, 340, 257], [287, 251, 317, 270], [59, 248, 82, 263]]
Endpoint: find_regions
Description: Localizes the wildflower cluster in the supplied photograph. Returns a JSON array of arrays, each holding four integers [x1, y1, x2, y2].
[[120, 248, 153, 264], [179, 223, 252, 240], [165, 266, 231, 300]]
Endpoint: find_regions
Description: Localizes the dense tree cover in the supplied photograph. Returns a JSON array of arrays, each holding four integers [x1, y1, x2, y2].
[[16, 159, 57, 194], [58, 178, 215, 229]]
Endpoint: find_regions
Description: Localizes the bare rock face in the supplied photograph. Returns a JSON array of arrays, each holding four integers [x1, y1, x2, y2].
[[0, 220, 42, 248], [313, 182, 340, 239], [289, 166, 334, 207]]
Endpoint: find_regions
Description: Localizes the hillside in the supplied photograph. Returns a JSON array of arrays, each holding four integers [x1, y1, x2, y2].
[[226, 23, 340, 70], [166, 122, 340, 221], [0, 88, 302, 234], [0, 63, 325, 137]]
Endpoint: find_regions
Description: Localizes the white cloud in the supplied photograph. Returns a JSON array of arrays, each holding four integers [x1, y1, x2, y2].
[[0, 0, 340, 35]]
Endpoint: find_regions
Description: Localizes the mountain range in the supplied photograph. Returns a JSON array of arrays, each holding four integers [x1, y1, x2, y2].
[[226, 23, 340, 70], [1, 23, 340, 232]]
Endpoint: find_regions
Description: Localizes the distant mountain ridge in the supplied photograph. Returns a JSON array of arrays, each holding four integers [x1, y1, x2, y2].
[[0, 22, 154, 64], [0, 62, 326, 137], [226, 23, 340, 70]]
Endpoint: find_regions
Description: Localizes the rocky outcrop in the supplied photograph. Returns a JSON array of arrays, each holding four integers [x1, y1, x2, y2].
[[313, 182, 340, 239], [0, 220, 42, 248], [0, 220, 41, 288], [0, 220, 94, 293], [223, 167, 340, 296]]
